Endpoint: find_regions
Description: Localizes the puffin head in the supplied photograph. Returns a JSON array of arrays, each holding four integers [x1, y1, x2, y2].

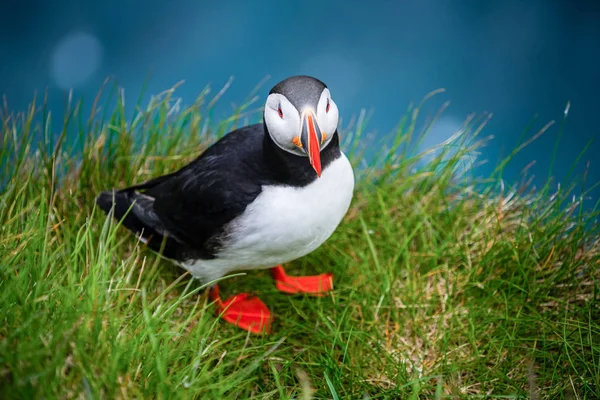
[[264, 75, 339, 178]]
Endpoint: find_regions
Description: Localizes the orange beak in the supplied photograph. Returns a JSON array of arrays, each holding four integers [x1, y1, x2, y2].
[[301, 111, 322, 177]]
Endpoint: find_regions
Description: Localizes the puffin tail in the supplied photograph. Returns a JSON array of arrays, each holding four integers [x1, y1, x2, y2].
[[95, 190, 145, 233], [95, 190, 180, 258]]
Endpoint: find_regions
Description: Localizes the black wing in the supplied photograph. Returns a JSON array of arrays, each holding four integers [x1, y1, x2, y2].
[[96, 124, 269, 260]]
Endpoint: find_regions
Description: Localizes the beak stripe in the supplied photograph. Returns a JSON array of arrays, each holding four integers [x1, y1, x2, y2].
[[306, 114, 322, 177]]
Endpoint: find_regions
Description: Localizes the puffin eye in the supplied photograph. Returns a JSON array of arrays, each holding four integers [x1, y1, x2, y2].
[[277, 105, 283, 119], [326, 98, 330, 113]]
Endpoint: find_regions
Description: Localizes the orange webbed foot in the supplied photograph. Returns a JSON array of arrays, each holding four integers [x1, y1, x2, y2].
[[210, 285, 272, 334], [270, 265, 333, 296]]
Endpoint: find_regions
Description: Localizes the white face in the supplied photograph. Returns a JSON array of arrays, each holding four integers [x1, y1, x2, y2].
[[264, 88, 339, 156]]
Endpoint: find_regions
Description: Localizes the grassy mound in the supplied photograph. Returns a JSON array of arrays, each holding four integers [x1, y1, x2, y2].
[[1, 82, 598, 399]]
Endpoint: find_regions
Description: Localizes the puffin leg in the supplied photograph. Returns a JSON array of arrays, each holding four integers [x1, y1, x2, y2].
[[209, 285, 272, 334], [270, 265, 333, 295]]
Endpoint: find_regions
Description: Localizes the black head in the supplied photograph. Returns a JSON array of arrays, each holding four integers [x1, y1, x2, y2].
[[264, 75, 339, 177], [269, 75, 327, 112]]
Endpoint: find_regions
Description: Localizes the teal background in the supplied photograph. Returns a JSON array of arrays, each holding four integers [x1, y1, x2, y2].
[[1, 0, 599, 206]]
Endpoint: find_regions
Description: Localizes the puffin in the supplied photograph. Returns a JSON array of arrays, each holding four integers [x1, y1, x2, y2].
[[95, 75, 355, 333]]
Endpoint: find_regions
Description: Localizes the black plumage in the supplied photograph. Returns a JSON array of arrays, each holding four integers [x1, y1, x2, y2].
[[95, 123, 341, 261], [269, 75, 327, 110]]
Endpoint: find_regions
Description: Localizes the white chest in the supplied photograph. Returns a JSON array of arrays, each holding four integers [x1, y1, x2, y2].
[[181, 154, 355, 282], [227, 153, 355, 261]]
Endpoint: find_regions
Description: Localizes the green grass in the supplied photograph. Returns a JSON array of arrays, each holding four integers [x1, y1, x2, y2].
[[1, 81, 599, 399]]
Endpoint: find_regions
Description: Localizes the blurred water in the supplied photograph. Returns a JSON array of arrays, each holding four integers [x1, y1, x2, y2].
[[1, 0, 599, 206]]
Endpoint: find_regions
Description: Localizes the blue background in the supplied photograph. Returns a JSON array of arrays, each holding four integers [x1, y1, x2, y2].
[[2, 0, 599, 205]]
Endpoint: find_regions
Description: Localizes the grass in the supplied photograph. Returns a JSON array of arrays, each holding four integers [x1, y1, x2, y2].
[[1, 80, 599, 399]]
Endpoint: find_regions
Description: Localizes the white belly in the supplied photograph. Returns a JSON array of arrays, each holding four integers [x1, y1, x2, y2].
[[182, 154, 355, 282]]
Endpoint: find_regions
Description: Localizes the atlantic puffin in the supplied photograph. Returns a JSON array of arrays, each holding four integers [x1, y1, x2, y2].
[[96, 75, 355, 333]]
